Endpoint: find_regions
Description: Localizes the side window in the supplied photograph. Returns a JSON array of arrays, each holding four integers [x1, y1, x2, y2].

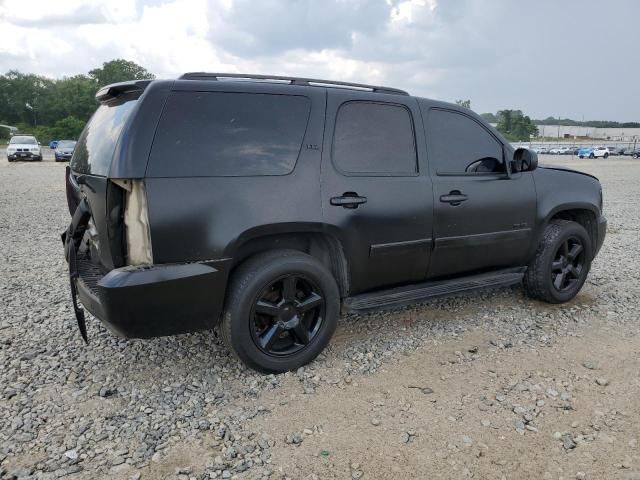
[[147, 92, 310, 177], [429, 109, 505, 175], [333, 101, 417, 175]]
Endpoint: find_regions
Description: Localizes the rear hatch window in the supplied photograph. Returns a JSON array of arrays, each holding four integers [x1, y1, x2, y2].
[[71, 93, 138, 176]]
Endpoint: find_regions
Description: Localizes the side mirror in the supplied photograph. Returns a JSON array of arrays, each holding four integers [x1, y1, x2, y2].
[[511, 147, 538, 173]]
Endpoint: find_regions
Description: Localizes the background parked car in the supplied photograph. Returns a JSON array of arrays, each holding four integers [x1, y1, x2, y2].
[[550, 146, 573, 155], [578, 146, 609, 158], [49, 140, 59, 149], [606, 146, 624, 155], [632, 149, 640, 159], [6, 134, 42, 161], [54, 140, 77, 162]]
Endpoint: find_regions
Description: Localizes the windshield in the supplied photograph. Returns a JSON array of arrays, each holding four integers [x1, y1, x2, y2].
[[9, 136, 37, 145], [57, 141, 77, 149], [71, 93, 139, 176]]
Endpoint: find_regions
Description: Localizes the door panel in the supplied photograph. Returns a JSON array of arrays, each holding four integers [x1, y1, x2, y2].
[[424, 107, 536, 278], [321, 91, 433, 294]]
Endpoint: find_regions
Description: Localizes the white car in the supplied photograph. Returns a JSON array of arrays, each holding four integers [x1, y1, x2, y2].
[[592, 146, 610, 158], [6, 134, 42, 162], [531, 146, 549, 154], [554, 146, 573, 155]]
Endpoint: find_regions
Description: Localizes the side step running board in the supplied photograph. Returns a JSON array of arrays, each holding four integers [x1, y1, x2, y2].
[[343, 267, 526, 313]]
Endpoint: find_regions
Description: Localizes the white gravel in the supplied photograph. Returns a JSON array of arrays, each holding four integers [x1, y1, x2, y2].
[[0, 155, 638, 479]]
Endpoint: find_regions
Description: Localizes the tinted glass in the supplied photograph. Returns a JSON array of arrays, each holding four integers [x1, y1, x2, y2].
[[429, 109, 504, 174], [57, 141, 76, 149], [148, 92, 311, 177], [333, 102, 417, 174], [71, 95, 138, 176], [10, 136, 37, 144]]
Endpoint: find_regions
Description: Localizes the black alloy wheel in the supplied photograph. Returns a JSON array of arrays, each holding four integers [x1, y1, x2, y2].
[[221, 249, 340, 373], [524, 220, 592, 304], [250, 274, 325, 356], [550, 236, 585, 293]]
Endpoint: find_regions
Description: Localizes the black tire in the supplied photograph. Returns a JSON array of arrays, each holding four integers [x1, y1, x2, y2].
[[7, 157, 13, 163], [634, 154, 639, 159], [221, 249, 340, 373], [524, 220, 592, 304], [589, 153, 595, 159], [604, 153, 609, 159], [579, 155, 584, 159]]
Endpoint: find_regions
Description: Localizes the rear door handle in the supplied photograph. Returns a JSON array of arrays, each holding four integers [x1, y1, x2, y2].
[[330, 192, 368, 209], [440, 191, 468, 206]]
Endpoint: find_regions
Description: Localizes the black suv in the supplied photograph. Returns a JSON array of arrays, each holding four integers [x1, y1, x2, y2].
[[62, 73, 606, 373]]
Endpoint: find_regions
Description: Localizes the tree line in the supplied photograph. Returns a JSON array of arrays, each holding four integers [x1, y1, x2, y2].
[[0, 59, 154, 143], [456, 100, 538, 141]]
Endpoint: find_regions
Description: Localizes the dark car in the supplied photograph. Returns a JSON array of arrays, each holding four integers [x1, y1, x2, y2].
[[62, 73, 607, 373], [606, 146, 624, 156], [632, 149, 640, 159], [54, 140, 77, 162]]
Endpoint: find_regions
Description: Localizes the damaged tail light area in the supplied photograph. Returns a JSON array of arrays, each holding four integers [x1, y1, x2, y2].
[[111, 179, 153, 266]]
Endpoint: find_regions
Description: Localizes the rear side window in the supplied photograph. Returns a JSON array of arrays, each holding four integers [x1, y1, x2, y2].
[[428, 109, 504, 175], [71, 94, 138, 176], [147, 92, 311, 177], [332, 102, 417, 175]]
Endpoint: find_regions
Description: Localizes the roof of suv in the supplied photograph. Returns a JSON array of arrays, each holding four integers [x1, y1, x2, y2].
[[95, 73, 410, 103], [178, 72, 410, 96]]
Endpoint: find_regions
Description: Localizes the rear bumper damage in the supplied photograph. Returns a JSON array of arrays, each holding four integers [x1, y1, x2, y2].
[[75, 256, 231, 338]]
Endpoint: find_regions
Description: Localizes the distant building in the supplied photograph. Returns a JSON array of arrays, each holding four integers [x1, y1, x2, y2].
[[534, 125, 640, 141]]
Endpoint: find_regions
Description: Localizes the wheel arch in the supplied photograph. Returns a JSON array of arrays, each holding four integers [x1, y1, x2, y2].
[[544, 205, 598, 256], [224, 223, 350, 297]]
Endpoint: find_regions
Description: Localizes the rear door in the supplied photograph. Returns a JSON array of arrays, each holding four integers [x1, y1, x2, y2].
[[424, 107, 537, 278], [320, 90, 433, 294]]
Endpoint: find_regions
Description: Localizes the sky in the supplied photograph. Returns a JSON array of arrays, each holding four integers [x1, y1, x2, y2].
[[0, 0, 638, 121]]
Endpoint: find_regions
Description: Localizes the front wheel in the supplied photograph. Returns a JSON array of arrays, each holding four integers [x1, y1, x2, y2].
[[633, 154, 639, 159], [220, 250, 340, 373], [603, 153, 609, 158], [524, 220, 591, 304]]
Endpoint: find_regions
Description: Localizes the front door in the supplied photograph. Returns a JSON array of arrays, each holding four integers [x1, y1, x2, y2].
[[424, 107, 537, 278], [321, 90, 433, 295]]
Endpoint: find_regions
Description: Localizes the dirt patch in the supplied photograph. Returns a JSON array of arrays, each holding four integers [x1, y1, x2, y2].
[[248, 323, 640, 479]]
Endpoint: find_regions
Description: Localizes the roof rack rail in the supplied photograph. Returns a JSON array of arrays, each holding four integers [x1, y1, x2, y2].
[[178, 72, 409, 96]]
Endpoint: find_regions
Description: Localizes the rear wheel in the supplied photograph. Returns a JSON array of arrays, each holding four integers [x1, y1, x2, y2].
[[524, 220, 591, 303], [221, 250, 340, 373], [604, 153, 609, 159]]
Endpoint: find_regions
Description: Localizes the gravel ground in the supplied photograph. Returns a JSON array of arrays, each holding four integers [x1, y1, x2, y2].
[[1, 155, 639, 480]]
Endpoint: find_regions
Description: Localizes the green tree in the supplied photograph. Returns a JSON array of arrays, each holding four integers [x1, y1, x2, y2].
[[50, 116, 86, 140], [496, 109, 538, 141], [88, 59, 155, 87], [42, 75, 98, 124], [0, 70, 53, 126], [480, 112, 497, 123], [455, 99, 471, 109]]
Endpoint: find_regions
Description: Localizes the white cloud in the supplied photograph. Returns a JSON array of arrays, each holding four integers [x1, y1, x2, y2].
[[0, 0, 638, 120]]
